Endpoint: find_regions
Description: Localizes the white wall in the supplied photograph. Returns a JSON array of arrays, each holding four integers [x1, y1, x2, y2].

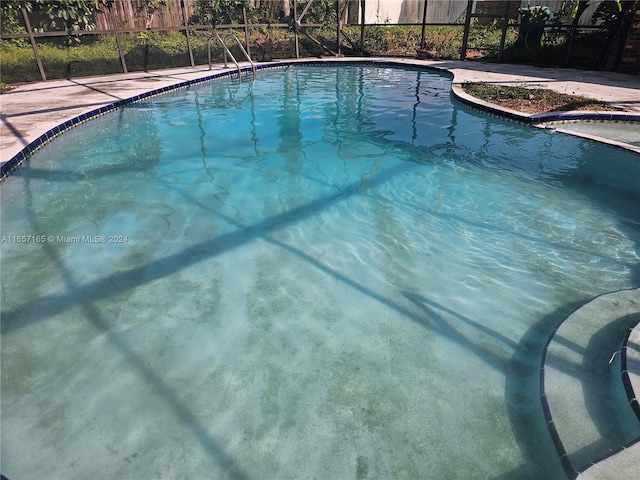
[[357, 0, 468, 24], [353, 0, 602, 26]]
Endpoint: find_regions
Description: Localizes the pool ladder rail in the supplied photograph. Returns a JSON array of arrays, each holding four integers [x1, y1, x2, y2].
[[208, 33, 256, 80]]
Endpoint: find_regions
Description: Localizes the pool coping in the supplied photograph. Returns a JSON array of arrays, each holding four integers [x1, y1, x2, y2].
[[2, 57, 640, 182], [449, 83, 640, 125]]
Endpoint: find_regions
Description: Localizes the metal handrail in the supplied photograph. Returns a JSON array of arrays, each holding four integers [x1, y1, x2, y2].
[[208, 33, 255, 79]]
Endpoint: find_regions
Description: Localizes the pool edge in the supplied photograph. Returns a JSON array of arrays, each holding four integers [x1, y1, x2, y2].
[[3, 57, 639, 183], [449, 84, 640, 154]]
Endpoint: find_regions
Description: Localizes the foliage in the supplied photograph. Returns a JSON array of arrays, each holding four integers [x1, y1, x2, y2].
[[465, 25, 518, 57], [0, 1, 115, 39], [136, 0, 173, 28], [298, 0, 336, 24], [32, 0, 103, 32], [591, 0, 623, 25], [189, 0, 338, 26], [518, 5, 552, 23], [342, 25, 462, 59], [0, 0, 31, 46], [254, 0, 288, 23], [191, 0, 255, 25], [0, 33, 191, 82], [553, 0, 581, 23]]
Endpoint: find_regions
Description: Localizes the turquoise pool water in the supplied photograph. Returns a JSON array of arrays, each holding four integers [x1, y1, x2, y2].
[[1, 65, 639, 479]]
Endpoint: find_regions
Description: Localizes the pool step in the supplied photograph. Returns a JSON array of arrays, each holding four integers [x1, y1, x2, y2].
[[541, 288, 640, 477]]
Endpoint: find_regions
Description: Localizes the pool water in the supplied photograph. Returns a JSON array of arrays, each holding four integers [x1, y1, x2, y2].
[[546, 120, 640, 149], [1, 65, 639, 479]]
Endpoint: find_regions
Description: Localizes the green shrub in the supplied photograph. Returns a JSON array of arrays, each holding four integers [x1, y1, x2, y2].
[[421, 26, 464, 59], [0, 42, 42, 83]]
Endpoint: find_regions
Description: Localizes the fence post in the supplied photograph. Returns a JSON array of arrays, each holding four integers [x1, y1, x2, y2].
[[497, 0, 511, 62], [109, 4, 128, 73], [565, 9, 581, 66], [242, 6, 251, 58], [420, 0, 428, 50], [360, 0, 365, 53], [21, 6, 46, 81], [336, 0, 341, 56], [460, 0, 473, 60], [182, 0, 195, 67], [293, 0, 300, 58]]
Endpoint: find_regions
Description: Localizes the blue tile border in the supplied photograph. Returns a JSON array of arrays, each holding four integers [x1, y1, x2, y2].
[[0, 69, 241, 181], [540, 324, 578, 480], [622, 326, 640, 422]]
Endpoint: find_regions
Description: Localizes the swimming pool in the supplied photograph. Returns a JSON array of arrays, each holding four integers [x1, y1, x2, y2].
[[1, 64, 639, 479]]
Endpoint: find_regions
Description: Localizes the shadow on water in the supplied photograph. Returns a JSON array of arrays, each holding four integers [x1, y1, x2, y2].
[[402, 294, 588, 479], [79, 295, 251, 480], [4, 171, 583, 478], [403, 290, 640, 479], [498, 301, 588, 480], [160, 185, 582, 477], [402, 292, 515, 368], [159, 179, 620, 476], [0, 159, 418, 334], [500, 300, 640, 479], [21, 177, 251, 480]]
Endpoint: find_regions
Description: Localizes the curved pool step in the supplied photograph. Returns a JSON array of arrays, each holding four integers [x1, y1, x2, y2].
[[623, 322, 640, 421], [541, 288, 640, 478]]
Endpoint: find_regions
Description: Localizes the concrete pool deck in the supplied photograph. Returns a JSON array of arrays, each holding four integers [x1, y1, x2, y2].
[[1, 57, 639, 478]]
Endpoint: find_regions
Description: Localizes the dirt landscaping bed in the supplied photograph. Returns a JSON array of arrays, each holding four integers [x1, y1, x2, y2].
[[460, 82, 621, 114]]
